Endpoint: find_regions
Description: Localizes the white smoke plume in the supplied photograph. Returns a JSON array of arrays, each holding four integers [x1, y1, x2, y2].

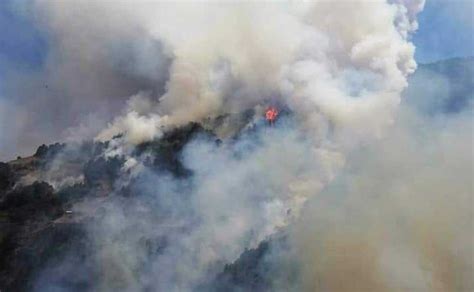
[[88, 0, 421, 146]]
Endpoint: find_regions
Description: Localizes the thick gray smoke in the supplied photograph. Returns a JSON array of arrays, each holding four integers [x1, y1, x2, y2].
[[81, 3, 424, 289], [11, 1, 474, 291]]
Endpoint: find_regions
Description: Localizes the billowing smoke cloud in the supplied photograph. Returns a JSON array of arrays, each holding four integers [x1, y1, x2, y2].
[[12, 1, 472, 291], [91, 0, 422, 146]]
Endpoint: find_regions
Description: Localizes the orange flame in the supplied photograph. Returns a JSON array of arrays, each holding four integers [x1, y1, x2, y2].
[[265, 106, 278, 123]]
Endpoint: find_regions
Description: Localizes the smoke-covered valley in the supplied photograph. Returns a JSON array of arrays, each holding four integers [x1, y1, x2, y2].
[[0, 1, 472, 291]]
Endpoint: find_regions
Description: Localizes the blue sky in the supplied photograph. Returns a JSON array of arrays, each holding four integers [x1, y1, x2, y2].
[[0, 0, 472, 83], [413, 0, 474, 63], [0, 1, 46, 82]]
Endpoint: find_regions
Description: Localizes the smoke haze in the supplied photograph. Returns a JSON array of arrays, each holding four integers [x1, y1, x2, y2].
[[2, 0, 472, 291], [292, 105, 473, 291]]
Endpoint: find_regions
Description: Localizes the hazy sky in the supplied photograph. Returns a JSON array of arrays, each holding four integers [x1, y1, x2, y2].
[[0, 0, 473, 79]]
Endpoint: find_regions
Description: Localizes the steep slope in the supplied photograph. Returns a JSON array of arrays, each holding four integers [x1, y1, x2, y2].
[[0, 124, 209, 291], [0, 57, 472, 291]]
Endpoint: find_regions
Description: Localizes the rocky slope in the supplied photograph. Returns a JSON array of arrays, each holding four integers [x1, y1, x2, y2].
[[0, 124, 214, 291]]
